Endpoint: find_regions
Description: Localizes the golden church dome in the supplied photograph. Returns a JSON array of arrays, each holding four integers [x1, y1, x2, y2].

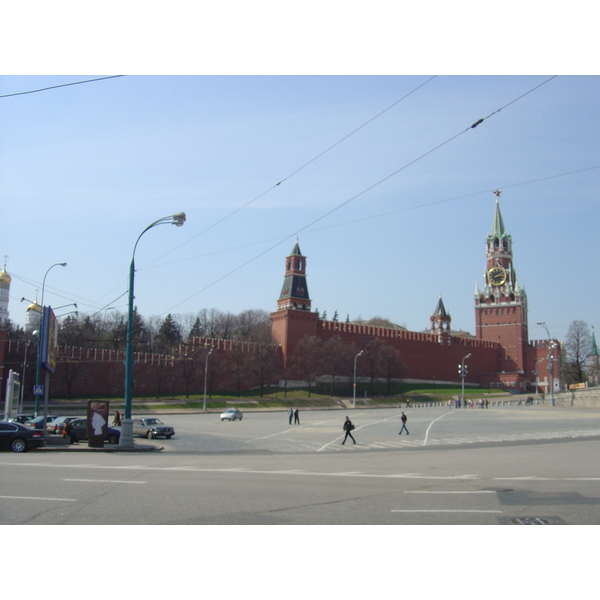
[[27, 301, 42, 312]]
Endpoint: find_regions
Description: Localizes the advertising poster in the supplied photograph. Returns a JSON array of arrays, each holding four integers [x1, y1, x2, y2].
[[40, 306, 58, 373], [87, 400, 109, 448]]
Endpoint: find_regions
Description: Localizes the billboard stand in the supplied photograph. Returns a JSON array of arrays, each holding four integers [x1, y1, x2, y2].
[[87, 401, 109, 448]]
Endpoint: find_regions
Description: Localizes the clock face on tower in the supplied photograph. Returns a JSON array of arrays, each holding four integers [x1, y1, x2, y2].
[[488, 266, 507, 286]]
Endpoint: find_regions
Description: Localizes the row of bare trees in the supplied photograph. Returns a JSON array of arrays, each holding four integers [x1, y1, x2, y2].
[[6, 308, 272, 354], [290, 335, 405, 397]]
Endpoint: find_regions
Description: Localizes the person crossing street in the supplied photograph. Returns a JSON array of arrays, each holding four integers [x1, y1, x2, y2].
[[398, 412, 409, 435], [342, 416, 356, 445]]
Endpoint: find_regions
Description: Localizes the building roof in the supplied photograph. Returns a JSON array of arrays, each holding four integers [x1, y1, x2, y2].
[[289, 238, 303, 257], [432, 294, 449, 318], [490, 196, 507, 239]]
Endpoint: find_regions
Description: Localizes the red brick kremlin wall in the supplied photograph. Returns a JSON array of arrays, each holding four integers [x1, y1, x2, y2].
[[316, 319, 500, 384]]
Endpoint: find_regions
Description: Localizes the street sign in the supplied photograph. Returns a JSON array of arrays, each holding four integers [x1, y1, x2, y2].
[[33, 385, 44, 396]]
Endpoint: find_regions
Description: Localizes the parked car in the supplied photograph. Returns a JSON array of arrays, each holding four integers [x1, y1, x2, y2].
[[47, 416, 81, 435], [24, 415, 57, 430], [7, 414, 35, 424], [220, 408, 243, 421], [68, 418, 121, 444], [133, 418, 175, 439], [0, 421, 46, 452]]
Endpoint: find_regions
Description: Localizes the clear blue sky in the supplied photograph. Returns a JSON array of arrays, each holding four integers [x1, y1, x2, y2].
[[2, 74, 598, 341]]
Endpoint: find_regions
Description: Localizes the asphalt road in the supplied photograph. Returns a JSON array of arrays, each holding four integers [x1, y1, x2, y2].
[[2, 405, 600, 525]]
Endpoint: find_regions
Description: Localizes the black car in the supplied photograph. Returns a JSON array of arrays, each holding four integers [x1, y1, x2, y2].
[[25, 415, 57, 430], [68, 418, 121, 444], [0, 421, 46, 453], [7, 414, 35, 425]]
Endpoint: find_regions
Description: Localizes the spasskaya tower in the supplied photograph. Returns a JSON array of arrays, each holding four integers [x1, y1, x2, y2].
[[475, 190, 529, 383]]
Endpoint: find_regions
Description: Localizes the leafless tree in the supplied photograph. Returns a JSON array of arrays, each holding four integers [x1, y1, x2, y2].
[[292, 336, 323, 398], [380, 344, 405, 394], [564, 320, 592, 385], [321, 336, 352, 396]]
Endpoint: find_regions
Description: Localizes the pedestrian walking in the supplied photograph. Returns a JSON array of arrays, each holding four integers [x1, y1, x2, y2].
[[112, 410, 122, 426], [288, 408, 293, 425], [398, 412, 409, 435], [342, 416, 356, 445], [294, 407, 300, 425]]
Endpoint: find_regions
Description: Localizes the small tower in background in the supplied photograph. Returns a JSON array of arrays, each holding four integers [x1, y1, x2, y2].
[[25, 297, 42, 333], [430, 294, 451, 344], [277, 239, 312, 311], [0, 258, 11, 328]]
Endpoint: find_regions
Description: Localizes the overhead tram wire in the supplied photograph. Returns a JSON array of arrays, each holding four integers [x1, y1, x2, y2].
[[18, 160, 593, 321], [164, 76, 559, 315], [141, 162, 599, 272], [142, 76, 438, 267], [90, 77, 437, 310], [0, 75, 125, 99]]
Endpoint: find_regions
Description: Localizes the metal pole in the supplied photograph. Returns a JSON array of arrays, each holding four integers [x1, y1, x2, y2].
[[120, 258, 136, 447], [537, 322, 555, 407], [461, 353, 471, 407], [353, 350, 363, 408], [120, 213, 186, 448], [19, 340, 30, 413], [203, 348, 213, 411]]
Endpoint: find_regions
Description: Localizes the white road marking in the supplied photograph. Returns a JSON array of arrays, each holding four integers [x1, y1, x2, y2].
[[392, 509, 502, 513], [3, 462, 600, 483], [63, 479, 146, 484], [0, 495, 76, 502], [423, 411, 453, 446], [404, 490, 496, 494]]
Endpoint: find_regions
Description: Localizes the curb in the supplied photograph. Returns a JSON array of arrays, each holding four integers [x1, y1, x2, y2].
[[39, 444, 162, 452]]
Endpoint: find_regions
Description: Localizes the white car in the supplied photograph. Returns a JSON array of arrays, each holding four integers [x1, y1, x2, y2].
[[220, 408, 243, 421]]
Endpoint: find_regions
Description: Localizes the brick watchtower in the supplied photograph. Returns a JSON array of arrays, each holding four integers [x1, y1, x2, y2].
[[475, 190, 529, 384], [270, 240, 318, 367]]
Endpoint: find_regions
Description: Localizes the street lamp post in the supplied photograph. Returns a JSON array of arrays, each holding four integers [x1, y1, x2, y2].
[[459, 353, 471, 407], [120, 213, 186, 448], [353, 350, 363, 408], [537, 321, 556, 407], [203, 347, 213, 412]]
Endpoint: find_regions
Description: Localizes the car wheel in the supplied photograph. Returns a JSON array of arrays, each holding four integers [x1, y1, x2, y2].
[[147, 430, 154, 439], [240, 416, 243, 420], [11, 438, 28, 453], [166, 434, 172, 439], [107, 433, 119, 444]]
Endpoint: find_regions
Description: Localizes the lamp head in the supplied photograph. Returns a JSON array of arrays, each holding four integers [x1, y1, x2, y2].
[[172, 212, 186, 227]]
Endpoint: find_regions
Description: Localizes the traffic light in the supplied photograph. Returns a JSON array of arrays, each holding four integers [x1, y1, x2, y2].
[[458, 364, 468, 376]]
